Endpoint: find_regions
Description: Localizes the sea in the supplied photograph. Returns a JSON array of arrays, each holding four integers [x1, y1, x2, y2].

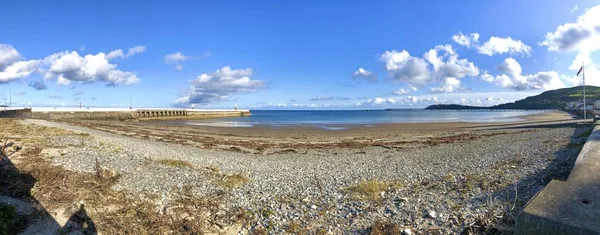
[[161, 109, 547, 130]]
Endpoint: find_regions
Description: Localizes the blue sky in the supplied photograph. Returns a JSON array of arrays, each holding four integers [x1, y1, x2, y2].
[[1, 0, 600, 109]]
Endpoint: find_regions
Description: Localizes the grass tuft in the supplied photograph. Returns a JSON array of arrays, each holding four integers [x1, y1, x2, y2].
[[155, 159, 195, 169], [343, 180, 403, 200], [220, 173, 250, 188]]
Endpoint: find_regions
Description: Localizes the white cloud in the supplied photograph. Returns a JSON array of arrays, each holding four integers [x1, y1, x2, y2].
[[541, 5, 600, 86], [380, 45, 479, 93], [390, 91, 535, 107], [379, 44, 478, 93], [540, 6, 600, 52], [571, 4, 579, 12], [353, 68, 376, 81], [175, 66, 266, 104], [165, 52, 188, 63], [0, 44, 41, 83], [43, 50, 140, 86], [0, 60, 41, 83], [476, 36, 532, 56], [380, 50, 430, 85], [105, 49, 124, 60], [174, 64, 184, 71], [451, 32, 479, 48], [310, 96, 350, 101], [105, 45, 146, 60], [126, 46, 146, 57], [393, 87, 411, 95], [355, 97, 396, 106], [481, 58, 565, 90], [430, 77, 463, 93], [0, 44, 21, 70]]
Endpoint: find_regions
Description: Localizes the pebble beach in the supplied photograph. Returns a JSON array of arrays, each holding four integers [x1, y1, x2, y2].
[[6, 111, 589, 234]]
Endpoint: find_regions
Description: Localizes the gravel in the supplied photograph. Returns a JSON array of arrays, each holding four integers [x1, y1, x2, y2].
[[21, 119, 584, 234]]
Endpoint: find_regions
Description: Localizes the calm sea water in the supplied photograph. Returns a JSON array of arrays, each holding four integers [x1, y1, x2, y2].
[[161, 110, 546, 130]]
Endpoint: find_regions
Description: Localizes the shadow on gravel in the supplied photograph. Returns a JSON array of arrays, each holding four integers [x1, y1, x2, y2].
[[464, 123, 592, 234], [0, 143, 97, 235]]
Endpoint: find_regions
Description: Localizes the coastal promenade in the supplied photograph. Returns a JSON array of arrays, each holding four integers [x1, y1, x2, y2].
[[0, 107, 250, 120], [517, 121, 600, 234]]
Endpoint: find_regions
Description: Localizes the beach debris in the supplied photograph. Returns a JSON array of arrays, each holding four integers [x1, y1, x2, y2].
[[95, 157, 119, 179]]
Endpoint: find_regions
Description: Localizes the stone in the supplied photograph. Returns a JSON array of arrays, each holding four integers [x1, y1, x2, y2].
[[427, 211, 437, 219], [402, 228, 412, 235], [95, 158, 119, 179], [310, 205, 317, 210]]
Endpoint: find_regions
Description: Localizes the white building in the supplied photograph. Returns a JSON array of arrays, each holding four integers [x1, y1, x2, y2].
[[595, 100, 600, 109]]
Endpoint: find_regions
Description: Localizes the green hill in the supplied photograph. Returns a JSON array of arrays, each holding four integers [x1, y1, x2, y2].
[[425, 86, 600, 110]]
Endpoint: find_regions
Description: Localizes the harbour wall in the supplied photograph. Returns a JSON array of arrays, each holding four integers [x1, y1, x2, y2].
[[0, 108, 250, 121]]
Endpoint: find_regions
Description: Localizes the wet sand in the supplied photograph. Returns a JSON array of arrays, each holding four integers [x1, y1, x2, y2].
[[59, 111, 576, 152]]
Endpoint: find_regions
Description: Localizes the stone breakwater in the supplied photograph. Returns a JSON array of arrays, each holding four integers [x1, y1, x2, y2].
[[0, 108, 250, 121]]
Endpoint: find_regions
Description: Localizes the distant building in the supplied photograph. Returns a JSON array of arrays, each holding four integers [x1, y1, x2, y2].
[[566, 101, 579, 109], [595, 100, 600, 109]]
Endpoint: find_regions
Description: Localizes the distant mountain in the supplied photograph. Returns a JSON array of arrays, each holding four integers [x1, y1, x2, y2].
[[425, 86, 600, 110]]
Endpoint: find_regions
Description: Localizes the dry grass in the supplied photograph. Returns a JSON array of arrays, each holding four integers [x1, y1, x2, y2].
[[0, 118, 243, 234], [343, 180, 404, 200], [220, 173, 251, 189], [155, 159, 196, 169], [369, 219, 401, 235]]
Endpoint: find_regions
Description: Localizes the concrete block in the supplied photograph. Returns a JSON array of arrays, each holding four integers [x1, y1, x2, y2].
[[517, 180, 600, 235]]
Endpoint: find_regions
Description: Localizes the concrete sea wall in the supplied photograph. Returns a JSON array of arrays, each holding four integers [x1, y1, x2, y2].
[[517, 123, 600, 234]]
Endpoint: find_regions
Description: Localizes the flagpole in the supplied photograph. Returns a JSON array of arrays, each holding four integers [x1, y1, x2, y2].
[[583, 62, 586, 123]]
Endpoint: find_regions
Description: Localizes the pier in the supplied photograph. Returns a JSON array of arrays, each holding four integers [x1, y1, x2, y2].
[[0, 107, 251, 121]]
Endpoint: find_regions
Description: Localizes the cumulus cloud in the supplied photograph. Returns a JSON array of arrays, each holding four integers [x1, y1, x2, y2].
[[353, 68, 376, 82], [451, 32, 479, 48], [165, 52, 188, 63], [175, 66, 266, 105], [452, 33, 531, 56], [476, 36, 532, 56], [310, 96, 351, 101], [174, 64, 184, 71], [541, 5, 600, 86], [430, 77, 463, 93], [480, 58, 565, 90], [0, 43, 143, 86], [0, 44, 41, 83], [541, 6, 600, 52], [28, 80, 48, 90], [571, 4, 579, 12], [42, 50, 140, 86], [380, 44, 478, 93]]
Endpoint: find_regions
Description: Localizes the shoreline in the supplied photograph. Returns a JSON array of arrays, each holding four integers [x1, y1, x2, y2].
[[151, 110, 573, 131], [0, 111, 590, 234]]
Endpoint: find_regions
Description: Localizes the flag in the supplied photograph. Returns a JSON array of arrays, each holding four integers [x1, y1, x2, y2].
[[577, 66, 584, 76]]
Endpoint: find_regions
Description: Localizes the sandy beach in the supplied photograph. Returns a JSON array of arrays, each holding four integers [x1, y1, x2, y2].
[[0, 110, 589, 234]]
